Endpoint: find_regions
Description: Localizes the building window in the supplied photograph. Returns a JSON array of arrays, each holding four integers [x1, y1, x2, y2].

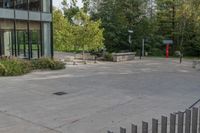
[[29, 0, 40, 11], [29, 22, 41, 58], [0, 19, 14, 56], [42, 0, 50, 13], [0, 0, 14, 9], [15, 0, 28, 10], [16, 20, 28, 58]]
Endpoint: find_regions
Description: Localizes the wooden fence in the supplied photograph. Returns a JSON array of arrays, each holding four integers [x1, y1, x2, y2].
[[107, 107, 200, 133]]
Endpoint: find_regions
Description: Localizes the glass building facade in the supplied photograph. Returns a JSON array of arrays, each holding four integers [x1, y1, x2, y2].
[[0, 0, 53, 59]]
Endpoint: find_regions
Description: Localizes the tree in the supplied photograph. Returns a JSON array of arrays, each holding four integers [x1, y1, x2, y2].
[[72, 11, 104, 52], [90, 0, 155, 52], [62, 0, 80, 23], [155, 0, 200, 56], [53, 9, 74, 51], [53, 7, 104, 52]]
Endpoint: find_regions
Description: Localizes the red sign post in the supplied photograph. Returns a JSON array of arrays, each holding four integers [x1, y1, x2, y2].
[[166, 44, 169, 58], [163, 40, 173, 58]]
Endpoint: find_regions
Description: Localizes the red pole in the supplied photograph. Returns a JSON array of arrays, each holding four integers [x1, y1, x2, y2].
[[166, 44, 169, 58]]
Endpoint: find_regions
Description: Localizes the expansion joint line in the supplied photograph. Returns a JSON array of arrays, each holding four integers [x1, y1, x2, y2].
[[0, 110, 63, 133]]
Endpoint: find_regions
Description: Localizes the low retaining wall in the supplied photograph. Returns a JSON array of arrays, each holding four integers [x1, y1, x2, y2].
[[193, 60, 200, 70], [112, 52, 136, 62]]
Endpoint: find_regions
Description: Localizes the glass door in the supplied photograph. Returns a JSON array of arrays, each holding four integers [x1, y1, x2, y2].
[[30, 30, 40, 58], [16, 30, 29, 58]]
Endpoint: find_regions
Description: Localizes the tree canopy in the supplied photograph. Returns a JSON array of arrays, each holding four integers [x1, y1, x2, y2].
[[53, 2, 104, 52], [53, 0, 200, 57]]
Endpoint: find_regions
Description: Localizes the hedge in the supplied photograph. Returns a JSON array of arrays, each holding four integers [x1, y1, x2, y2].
[[0, 57, 65, 76]]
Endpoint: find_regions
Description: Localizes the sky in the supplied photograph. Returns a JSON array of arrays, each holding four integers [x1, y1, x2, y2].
[[53, 0, 83, 8]]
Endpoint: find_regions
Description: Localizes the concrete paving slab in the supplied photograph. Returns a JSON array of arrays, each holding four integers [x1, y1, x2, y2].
[[0, 58, 199, 133]]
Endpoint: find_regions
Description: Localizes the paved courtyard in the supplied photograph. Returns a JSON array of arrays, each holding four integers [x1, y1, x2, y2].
[[0, 58, 199, 133]]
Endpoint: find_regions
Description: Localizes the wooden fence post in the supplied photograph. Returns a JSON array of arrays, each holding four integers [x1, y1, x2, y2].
[[120, 127, 126, 133], [152, 119, 158, 133], [142, 121, 148, 133], [170, 113, 176, 133], [192, 108, 198, 133], [161, 116, 167, 133], [199, 108, 200, 133], [185, 109, 191, 133], [106, 107, 200, 133], [178, 112, 184, 133], [132, 124, 137, 133]]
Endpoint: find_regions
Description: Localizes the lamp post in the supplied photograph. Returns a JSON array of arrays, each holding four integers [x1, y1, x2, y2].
[[128, 30, 133, 52]]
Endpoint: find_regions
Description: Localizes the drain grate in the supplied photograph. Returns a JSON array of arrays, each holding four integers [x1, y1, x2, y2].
[[53, 92, 68, 96]]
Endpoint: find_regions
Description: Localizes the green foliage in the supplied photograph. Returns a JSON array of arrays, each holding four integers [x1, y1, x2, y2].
[[0, 58, 32, 76], [0, 58, 65, 76], [90, 0, 155, 52], [150, 48, 164, 56], [53, 9, 74, 51], [53, 6, 104, 52], [104, 53, 113, 61], [31, 58, 65, 70], [51, 61, 66, 70], [62, 0, 80, 23], [0, 63, 6, 76], [72, 11, 104, 51], [55, 0, 200, 57], [155, 0, 200, 57]]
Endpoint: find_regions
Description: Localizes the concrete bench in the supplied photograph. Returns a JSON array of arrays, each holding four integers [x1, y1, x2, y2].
[[193, 60, 200, 69], [112, 52, 136, 62]]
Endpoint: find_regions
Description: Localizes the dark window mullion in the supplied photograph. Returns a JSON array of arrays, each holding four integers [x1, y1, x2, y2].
[[14, 0, 17, 56]]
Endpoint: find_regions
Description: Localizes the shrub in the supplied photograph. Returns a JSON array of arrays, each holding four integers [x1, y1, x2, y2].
[[104, 53, 113, 61], [0, 63, 6, 76], [50, 60, 66, 70], [31, 58, 65, 70], [31, 58, 54, 70], [0, 57, 65, 76], [150, 48, 164, 56], [0, 58, 32, 76]]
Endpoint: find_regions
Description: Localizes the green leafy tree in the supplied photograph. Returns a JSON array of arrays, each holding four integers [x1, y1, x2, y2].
[[62, 0, 80, 23], [72, 11, 104, 52], [90, 0, 155, 52], [53, 9, 74, 51], [155, 0, 200, 56]]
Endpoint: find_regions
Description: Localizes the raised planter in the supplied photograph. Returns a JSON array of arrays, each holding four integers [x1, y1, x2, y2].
[[112, 52, 136, 62], [193, 60, 200, 69]]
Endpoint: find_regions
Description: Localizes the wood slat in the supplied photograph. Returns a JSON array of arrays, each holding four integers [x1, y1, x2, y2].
[[185, 109, 191, 133], [161, 116, 167, 133], [178, 112, 184, 133], [170, 113, 176, 133], [132, 124, 137, 133], [142, 121, 148, 133], [152, 119, 158, 133], [120, 127, 126, 133], [192, 108, 198, 133], [199, 108, 200, 133]]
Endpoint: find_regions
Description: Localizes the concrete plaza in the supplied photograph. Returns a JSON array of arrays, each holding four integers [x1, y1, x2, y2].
[[0, 58, 199, 133]]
